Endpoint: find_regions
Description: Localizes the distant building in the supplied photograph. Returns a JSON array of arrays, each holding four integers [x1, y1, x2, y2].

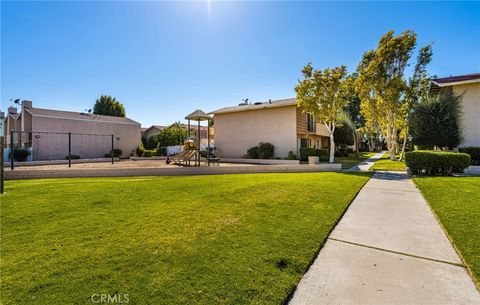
[[211, 98, 330, 158], [142, 123, 214, 146], [430, 73, 480, 147], [3, 100, 141, 160], [142, 125, 167, 141]]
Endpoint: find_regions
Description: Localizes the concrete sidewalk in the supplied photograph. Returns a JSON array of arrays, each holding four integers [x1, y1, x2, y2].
[[289, 171, 480, 305], [346, 151, 385, 172]]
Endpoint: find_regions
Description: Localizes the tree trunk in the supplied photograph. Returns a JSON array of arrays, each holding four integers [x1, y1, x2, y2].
[[352, 131, 357, 153], [398, 134, 407, 161], [329, 132, 335, 164], [369, 135, 373, 152], [387, 126, 396, 160]]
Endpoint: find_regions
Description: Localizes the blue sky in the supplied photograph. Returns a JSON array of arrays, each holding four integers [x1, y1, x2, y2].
[[2, 1, 479, 127]]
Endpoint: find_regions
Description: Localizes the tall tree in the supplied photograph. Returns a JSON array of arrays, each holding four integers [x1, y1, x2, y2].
[[295, 64, 350, 163], [343, 73, 365, 152], [356, 30, 418, 160], [155, 122, 187, 148], [93, 95, 126, 117], [398, 45, 433, 160]]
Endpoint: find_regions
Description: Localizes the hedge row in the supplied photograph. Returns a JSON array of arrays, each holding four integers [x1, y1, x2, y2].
[[135, 145, 164, 157], [299, 147, 329, 161], [405, 151, 470, 176], [458, 146, 480, 165]]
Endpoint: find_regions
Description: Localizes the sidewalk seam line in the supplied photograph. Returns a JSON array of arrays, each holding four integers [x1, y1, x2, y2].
[[328, 237, 465, 268]]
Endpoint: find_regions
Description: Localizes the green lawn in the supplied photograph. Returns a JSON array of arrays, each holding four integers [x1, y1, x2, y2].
[[414, 177, 480, 286], [370, 152, 407, 171], [1, 173, 370, 305]]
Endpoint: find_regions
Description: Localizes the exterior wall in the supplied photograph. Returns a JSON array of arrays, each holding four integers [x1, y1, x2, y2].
[[143, 127, 162, 140], [31, 116, 141, 160], [5, 114, 22, 144], [296, 108, 330, 151], [214, 106, 297, 158], [453, 83, 480, 147]]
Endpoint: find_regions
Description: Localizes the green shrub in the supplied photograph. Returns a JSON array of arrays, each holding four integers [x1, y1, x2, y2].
[[12, 148, 30, 162], [143, 150, 153, 157], [335, 148, 349, 157], [156, 147, 166, 156], [246, 146, 259, 159], [112, 149, 122, 157], [66, 155, 80, 160], [410, 90, 463, 148], [258, 142, 274, 159], [145, 135, 159, 150], [405, 151, 471, 176], [286, 151, 297, 160], [299, 147, 328, 161], [415, 145, 434, 150], [104, 149, 122, 158], [458, 147, 480, 165], [136, 145, 146, 157], [245, 142, 275, 159]]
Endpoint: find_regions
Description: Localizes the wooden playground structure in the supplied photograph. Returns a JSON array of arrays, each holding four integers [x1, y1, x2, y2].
[[171, 109, 219, 166]]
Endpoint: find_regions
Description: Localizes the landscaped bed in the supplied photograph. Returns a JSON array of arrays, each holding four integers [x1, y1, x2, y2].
[[370, 152, 407, 171], [1, 173, 370, 304], [414, 177, 480, 286]]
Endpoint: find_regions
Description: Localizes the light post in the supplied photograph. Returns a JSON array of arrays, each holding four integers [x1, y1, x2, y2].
[[34, 134, 41, 161], [11, 99, 23, 147], [408, 135, 413, 151]]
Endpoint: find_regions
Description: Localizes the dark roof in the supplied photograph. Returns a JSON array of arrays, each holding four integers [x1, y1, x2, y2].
[[211, 98, 296, 115], [432, 73, 480, 86], [25, 107, 140, 125]]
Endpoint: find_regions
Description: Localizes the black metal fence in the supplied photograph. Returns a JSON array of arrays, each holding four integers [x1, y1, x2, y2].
[[6, 130, 118, 170]]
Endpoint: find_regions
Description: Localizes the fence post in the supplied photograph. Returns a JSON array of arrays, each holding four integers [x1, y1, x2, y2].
[[68, 132, 72, 168], [10, 130, 14, 170], [1, 136, 4, 194], [111, 134, 114, 164]]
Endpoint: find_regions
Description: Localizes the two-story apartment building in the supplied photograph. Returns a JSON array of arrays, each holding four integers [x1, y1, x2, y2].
[[211, 98, 330, 158]]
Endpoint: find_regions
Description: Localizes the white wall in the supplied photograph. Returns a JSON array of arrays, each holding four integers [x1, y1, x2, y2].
[[31, 116, 141, 160], [214, 106, 297, 158], [454, 83, 480, 147]]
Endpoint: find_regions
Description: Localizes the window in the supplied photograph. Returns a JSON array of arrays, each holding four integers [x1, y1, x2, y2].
[[300, 138, 308, 147], [306, 113, 315, 132]]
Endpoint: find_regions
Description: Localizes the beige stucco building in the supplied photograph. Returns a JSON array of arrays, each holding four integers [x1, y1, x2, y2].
[[211, 98, 330, 158], [431, 73, 480, 147], [142, 125, 166, 141], [3, 101, 141, 160]]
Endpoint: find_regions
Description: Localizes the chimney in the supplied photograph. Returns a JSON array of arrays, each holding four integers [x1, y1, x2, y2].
[[22, 100, 32, 109], [8, 106, 17, 114]]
